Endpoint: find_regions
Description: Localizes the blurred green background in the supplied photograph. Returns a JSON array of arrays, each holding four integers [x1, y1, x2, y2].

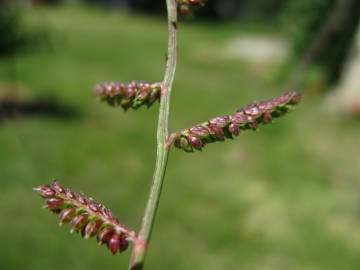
[[1, 1, 360, 270]]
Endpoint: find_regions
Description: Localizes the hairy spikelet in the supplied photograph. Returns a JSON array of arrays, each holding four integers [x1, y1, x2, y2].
[[34, 180, 138, 255], [171, 91, 302, 152], [94, 81, 162, 110]]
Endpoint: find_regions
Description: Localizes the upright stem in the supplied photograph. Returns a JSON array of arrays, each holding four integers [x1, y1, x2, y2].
[[128, 1, 177, 269]]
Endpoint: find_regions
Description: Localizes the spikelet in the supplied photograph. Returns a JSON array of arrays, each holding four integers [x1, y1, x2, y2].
[[171, 91, 302, 152], [177, 0, 207, 16], [34, 180, 138, 255], [93, 81, 162, 111]]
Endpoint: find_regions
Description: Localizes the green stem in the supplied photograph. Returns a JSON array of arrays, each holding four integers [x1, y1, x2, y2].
[[128, 1, 177, 269]]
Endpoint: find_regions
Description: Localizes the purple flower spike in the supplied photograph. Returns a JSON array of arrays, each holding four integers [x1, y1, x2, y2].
[[177, 0, 207, 15], [93, 81, 161, 110], [170, 91, 302, 152], [34, 180, 138, 255]]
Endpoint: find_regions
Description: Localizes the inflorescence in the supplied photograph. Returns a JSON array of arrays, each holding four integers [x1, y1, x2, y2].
[[34, 180, 139, 255], [176, 0, 207, 15], [171, 91, 302, 152], [94, 81, 162, 111]]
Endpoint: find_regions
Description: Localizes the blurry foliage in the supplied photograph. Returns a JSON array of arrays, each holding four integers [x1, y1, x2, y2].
[[243, 0, 285, 19], [282, 0, 336, 55], [0, 5, 28, 58], [83, 0, 286, 20], [282, 0, 360, 85], [191, 0, 286, 20], [0, 3, 50, 59]]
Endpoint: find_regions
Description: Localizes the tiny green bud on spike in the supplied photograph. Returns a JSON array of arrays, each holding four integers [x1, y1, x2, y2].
[[174, 136, 193, 152]]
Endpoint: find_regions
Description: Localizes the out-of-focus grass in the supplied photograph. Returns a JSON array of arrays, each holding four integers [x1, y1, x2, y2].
[[1, 5, 360, 270]]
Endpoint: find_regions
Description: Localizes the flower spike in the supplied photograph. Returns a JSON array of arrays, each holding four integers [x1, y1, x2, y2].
[[170, 91, 302, 152], [93, 81, 162, 111], [34, 180, 140, 255], [177, 0, 207, 16]]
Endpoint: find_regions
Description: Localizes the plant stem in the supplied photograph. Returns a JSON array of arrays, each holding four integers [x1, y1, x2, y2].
[[128, 1, 177, 269]]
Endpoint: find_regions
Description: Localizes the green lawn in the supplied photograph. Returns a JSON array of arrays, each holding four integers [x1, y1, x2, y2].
[[1, 5, 360, 270]]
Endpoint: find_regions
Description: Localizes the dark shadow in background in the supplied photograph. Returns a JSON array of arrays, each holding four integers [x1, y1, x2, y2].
[[0, 3, 80, 123], [0, 97, 80, 122]]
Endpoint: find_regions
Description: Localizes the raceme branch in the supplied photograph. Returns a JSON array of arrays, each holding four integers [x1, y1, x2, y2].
[[34, 180, 141, 255], [169, 91, 302, 152], [176, 0, 207, 15], [94, 81, 162, 110]]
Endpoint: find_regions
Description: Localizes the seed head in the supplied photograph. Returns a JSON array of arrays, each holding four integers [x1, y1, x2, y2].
[[172, 91, 302, 152], [34, 180, 138, 255], [94, 81, 161, 111], [177, 0, 207, 16]]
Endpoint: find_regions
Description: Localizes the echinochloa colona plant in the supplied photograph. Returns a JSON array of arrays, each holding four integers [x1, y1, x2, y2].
[[34, 1, 302, 269]]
